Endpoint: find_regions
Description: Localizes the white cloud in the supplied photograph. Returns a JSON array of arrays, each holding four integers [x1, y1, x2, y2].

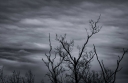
[[20, 18, 43, 25], [34, 43, 49, 49]]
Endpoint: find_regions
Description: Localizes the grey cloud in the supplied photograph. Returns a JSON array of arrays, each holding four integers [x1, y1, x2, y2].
[[0, 0, 127, 24], [0, 0, 128, 83], [0, 0, 83, 24], [0, 46, 49, 63], [1, 0, 128, 30], [0, 53, 48, 83]]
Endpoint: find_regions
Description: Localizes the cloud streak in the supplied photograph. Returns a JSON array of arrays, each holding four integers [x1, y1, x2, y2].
[[0, 0, 128, 83]]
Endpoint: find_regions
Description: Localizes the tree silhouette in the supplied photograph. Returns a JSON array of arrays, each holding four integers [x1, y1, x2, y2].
[[94, 46, 128, 83], [0, 68, 7, 83], [42, 16, 128, 83], [0, 69, 35, 83], [23, 70, 35, 83], [9, 70, 22, 83], [42, 34, 66, 83]]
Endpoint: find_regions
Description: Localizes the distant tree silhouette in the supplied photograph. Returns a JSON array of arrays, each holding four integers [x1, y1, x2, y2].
[[23, 70, 35, 83], [0, 69, 35, 83], [42, 16, 128, 83], [9, 70, 22, 83], [0, 68, 7, 83]]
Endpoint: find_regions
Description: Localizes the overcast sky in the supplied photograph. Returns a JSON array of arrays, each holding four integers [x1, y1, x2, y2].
[[0, 0, 128, 83]]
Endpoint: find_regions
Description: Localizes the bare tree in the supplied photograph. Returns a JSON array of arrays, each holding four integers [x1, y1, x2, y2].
[[9, 70, 22, 83], [56, 16, 102, 83], [24, 70, 35, 83], [94, 45, 128, 83], [42, 16, 102, 83], [42, 34, 67, 83], [0, 68, 7, 83], [0, 69, 35, 83], [42, 15, 128, 83]]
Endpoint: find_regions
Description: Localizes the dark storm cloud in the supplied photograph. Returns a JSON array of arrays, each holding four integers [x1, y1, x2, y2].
[[0, 0, 128, 83], [0, 0, 83, 24], [0, 47, 48, 63], [0, 0, 128, 24], [1, 0, 128, 33]]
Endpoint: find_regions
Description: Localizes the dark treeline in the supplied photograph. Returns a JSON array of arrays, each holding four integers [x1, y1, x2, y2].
[[0, 69, 35, 83]]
